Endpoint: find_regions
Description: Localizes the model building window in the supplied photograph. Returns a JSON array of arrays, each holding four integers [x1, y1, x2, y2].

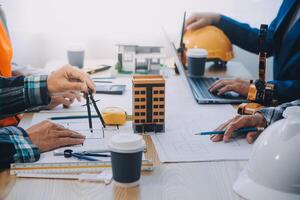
[[159, 112, 164, 115], [141, 119, 145, 123], [154, 112, 158, 115], [154, 98, 158, 101], [154, 119, 158, 122], [159, 105, 164, 108], [159, 90, 164, 94], [135, 113, 140, 116], [141, 112, 145, 116], [141, 91, 146, 94], [159, 119, 164, 122], [154, 90, 158, 94], [135, 105, 140, 109], [151, 58, 160, 64], [141, 98, 145, 101], [154, 105, 158, 108], [135, 91, 140, 95], [137, 58, 147, 65], [124, 53, 133, 62], [141, 105, 146, 109], [159, 98, 164, 101], [135, 98, 140, 102], [135, 119, 140, 123]]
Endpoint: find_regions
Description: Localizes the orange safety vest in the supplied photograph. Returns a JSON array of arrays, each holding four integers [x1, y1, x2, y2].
[[0, 20, 12, 77], [0, 20, 22, 126]]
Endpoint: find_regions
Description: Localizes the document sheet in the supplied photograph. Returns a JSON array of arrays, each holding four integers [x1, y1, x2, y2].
[[150, 75, 254, 162], [30, 112, 147, 164], [29, 74, 254, 163]]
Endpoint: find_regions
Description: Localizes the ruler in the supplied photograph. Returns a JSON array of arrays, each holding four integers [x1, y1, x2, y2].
[[15, 171, 113, 184], [10, 160, 153, 175]]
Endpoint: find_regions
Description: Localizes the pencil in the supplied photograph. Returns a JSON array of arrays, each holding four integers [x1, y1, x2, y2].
[[86, 65, 111, 75]]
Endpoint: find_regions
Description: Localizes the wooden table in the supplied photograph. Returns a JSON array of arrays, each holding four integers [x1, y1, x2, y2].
[[0, 60, 252, 200]]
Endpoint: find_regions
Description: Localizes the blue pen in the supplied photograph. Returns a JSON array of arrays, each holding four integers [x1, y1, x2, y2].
[[195, 127, 264, 136]]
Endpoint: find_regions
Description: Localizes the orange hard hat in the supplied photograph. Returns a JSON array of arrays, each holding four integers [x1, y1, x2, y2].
[[183, 26, 234, 62]]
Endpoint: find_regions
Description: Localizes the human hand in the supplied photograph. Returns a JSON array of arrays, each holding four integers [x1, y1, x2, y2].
[[27, 120, 86, 152], [208, 78, 250, 97], [47, 91, 82, 109], [185, 12, 220, 31], [211, 113, 267, 144], [47, 65, 95, 95]]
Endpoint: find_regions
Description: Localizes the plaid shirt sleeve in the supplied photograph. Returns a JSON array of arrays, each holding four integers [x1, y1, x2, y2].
[[0, 75, 50, 119], [258, 99, 300, 126], [0, 126, 40, 168]]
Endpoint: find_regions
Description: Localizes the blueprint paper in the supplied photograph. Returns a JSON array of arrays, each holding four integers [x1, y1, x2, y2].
[[150, 75, 253, 162]]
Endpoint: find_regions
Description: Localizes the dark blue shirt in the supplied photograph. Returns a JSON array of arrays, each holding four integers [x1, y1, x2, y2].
[[215, 0, 300, 103]]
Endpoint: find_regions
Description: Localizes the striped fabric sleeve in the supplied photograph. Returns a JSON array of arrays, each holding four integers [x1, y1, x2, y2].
[[0, 75, 50, 119], [24, 75, 50, 107], [258, 99, 300, 126], [0, 126, 40, 168]]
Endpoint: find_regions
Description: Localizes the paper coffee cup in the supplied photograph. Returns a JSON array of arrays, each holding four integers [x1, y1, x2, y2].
[[67, 44, 85, 68], [187, 48, 208, 77], [108, 134, 145, 187]]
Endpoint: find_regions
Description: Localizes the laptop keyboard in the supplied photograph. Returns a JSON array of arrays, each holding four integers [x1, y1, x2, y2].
[[189, 77, 222, 99]]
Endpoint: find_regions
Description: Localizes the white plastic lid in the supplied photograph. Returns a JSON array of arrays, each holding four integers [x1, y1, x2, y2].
[[108, 134, 145, 154], [187, 48, 208, 58]]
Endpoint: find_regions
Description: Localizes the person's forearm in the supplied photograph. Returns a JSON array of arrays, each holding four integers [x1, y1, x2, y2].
[[0, 126, 40, 168], [0, 75, 51, 119], [213, 15, 274, 56], [258, 99, 300, 126]]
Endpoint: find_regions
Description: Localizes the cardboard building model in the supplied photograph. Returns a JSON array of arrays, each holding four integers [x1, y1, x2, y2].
[[132, 75, 165, 133], [117, 45, 164, 74]]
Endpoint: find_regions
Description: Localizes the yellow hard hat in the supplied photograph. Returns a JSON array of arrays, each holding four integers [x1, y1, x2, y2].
[[183, 26, 234, 62]]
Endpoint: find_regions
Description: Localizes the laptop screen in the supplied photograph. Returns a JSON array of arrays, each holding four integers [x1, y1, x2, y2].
[[161, 27, 190, 89]]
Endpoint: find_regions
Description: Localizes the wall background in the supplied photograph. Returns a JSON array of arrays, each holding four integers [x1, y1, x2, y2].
[[0, 0, 282, 79]]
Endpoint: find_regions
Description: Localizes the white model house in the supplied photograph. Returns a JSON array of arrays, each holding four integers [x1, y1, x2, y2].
[[117, 45, 164, 74]]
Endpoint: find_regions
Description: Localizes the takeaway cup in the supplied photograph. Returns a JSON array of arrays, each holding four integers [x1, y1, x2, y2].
[[67, 44, 85, 68], [108, 134, 145, 187], [187, 48, 208, 77]]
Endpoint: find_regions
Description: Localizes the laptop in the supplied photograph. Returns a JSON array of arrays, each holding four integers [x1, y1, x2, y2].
[[162, 28, 248, 104]]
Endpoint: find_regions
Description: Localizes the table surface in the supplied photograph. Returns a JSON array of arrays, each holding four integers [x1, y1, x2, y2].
[[0, 59, 252, 200]]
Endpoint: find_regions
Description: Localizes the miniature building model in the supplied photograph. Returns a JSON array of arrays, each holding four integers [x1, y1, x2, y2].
[[117, 45, 164, 74], [132, 75, 165, 133]]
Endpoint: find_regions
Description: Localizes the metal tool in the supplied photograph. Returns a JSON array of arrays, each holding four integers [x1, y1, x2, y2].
[[64, 149, 99, 161], [85, 91, 106, 133]]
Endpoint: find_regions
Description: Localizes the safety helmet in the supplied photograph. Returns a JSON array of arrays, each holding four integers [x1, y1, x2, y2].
[[233, 106, 300, 200], [183, 26, 234, 63]]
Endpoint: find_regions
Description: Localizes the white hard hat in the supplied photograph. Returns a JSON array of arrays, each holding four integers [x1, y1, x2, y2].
[[233, 106, 300, 200]]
